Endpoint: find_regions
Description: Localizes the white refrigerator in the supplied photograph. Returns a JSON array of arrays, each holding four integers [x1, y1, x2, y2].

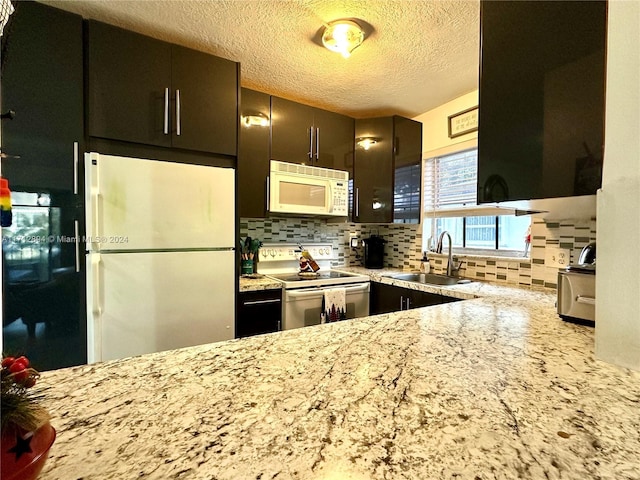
[[85, 153, 235, 363]]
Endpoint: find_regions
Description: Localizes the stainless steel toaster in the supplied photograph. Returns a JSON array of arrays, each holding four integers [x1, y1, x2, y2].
[[557, 269, 595, 323]]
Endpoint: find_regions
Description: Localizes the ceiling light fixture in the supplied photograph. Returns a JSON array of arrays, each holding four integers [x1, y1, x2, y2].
[[322, 20, 365, 58]]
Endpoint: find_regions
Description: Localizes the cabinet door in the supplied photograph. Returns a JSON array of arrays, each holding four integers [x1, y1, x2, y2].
[[237, 290, 282, 338], [270, 96, 315, 164], [353, 117, 394, 223], [1, 2, 86, 370], [370, 283, 407, 315], [314, 108, 354, 172], [171, 45, 238, 155], [408, 289, 442, 309], [239, 88, 271, 217], [393, 116, 423, 224], [87, 20, 172, 148], [478, 1, 606, 202], [1, 2, 83, 192]]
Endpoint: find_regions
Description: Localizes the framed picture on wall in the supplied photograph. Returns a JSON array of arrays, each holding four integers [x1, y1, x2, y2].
[[448, 106, 479, 138]]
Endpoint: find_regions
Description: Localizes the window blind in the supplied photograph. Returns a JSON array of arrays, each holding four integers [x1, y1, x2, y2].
[[423, 149, 478, 212]]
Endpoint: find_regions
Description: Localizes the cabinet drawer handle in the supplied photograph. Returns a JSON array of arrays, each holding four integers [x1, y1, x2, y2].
[[308, 126, 314, 160], [243, 299, 281, 306], [406, 298, 411, 309], [315, 127, 320, 161], [176, 89, 181, 136], [400, 296, 404, 310], [163, 87, 169, 135]]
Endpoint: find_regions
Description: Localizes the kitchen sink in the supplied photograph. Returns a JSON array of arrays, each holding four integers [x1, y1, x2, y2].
[[390, 273, 471, 286]]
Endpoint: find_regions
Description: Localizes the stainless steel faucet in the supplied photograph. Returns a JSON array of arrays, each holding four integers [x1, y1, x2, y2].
[[436, 231, 453, 276]]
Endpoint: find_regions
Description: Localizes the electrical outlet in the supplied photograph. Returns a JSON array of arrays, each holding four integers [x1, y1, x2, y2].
[[350, 237, 359, 248], [545, 246, 570, 268]]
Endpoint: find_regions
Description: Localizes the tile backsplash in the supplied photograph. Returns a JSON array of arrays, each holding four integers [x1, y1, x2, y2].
[[240, 216, 596, 289]]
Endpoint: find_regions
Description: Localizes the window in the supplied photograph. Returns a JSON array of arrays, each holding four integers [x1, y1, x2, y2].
[[423, 148, 530, 254]]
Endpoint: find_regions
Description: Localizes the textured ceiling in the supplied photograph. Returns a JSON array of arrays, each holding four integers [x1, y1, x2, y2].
[[43, 0, 480, 119]]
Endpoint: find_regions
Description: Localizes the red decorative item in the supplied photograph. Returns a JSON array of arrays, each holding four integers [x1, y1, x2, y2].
[[1, 355, 55, 480], [1, 422, 56, 480]]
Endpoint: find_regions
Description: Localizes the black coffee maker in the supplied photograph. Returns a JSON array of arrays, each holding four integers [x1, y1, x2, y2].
[[363, 235, 386, 269]]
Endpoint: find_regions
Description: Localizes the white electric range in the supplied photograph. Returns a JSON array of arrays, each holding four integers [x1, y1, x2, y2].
[[257, 243, 370, 330]]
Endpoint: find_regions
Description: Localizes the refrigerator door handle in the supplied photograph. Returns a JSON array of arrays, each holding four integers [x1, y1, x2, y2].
[[91, 254, 102, 317]]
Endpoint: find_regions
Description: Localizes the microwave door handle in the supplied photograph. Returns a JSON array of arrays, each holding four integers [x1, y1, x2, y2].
[[266, 176, 270, 211], [327, 182, 334, 213]]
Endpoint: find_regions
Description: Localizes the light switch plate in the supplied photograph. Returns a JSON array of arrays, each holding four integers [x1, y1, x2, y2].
[[545, 246, 570, 268]]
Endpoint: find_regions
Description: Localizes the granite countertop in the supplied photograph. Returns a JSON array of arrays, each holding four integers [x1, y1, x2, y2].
[[238, 274, 283, 292], [37, 273, 640, 479]]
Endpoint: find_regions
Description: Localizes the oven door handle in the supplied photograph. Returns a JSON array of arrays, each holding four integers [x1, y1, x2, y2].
[[286, 282, 370, 297]]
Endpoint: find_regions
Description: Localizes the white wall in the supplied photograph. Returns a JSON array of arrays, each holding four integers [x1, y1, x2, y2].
[[595, 0, 640, 370], [413, 90, 478, 157]]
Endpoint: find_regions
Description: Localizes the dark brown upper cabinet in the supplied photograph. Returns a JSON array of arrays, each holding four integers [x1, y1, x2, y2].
[[353, 116, 422, 223], [478, 0, 607, 203], [87, 20, 239, 156], [238, 88, 271, 218], [1, 1, 84, 194], [270, 96, 354, 172]]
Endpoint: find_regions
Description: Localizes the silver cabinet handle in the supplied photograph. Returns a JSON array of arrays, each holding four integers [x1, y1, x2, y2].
[[73, 142, 79, 195], [406, 298, 411, 310], [176, 89, 181, 136], [308, 126, 314, 161], [400, 296, 404, 310], [243, 299, 281, 306], [163, 87, 169, 134], [74, 220, 80, 273], [277, 320, 282, 331], [315, 127, 320, 162]]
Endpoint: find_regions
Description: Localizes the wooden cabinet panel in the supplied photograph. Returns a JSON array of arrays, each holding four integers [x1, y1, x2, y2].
[[353, 117, 395, 223], [478, 0, 606, 202], [239, 88, 271, 218], [87, 20, 172, 148], [1, 2, 87, 370], [171, 45, 238, 155], [314, 108, 355, 172], [87, 20, 238, 156], [270, 96, 354, 171], [237, 290, 282, 338], [2, 2, 84, 192], [270, 96, 315, 164], [370, 282, 459, 315], [393, 116, 422, 224]]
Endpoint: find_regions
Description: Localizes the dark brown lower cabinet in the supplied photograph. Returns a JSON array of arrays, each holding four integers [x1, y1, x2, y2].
[[370, 282, 460, 315], [237, 290, 282, 338]]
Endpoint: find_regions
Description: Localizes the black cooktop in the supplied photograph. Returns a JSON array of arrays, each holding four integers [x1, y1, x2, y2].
[[267, 271, 358, 282]]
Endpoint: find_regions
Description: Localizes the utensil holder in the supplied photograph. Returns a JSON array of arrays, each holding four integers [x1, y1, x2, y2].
[[241, 259, 254, 275]]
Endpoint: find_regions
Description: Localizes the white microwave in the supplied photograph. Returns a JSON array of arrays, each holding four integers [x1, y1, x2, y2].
[[269, 161, 349, 217]]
